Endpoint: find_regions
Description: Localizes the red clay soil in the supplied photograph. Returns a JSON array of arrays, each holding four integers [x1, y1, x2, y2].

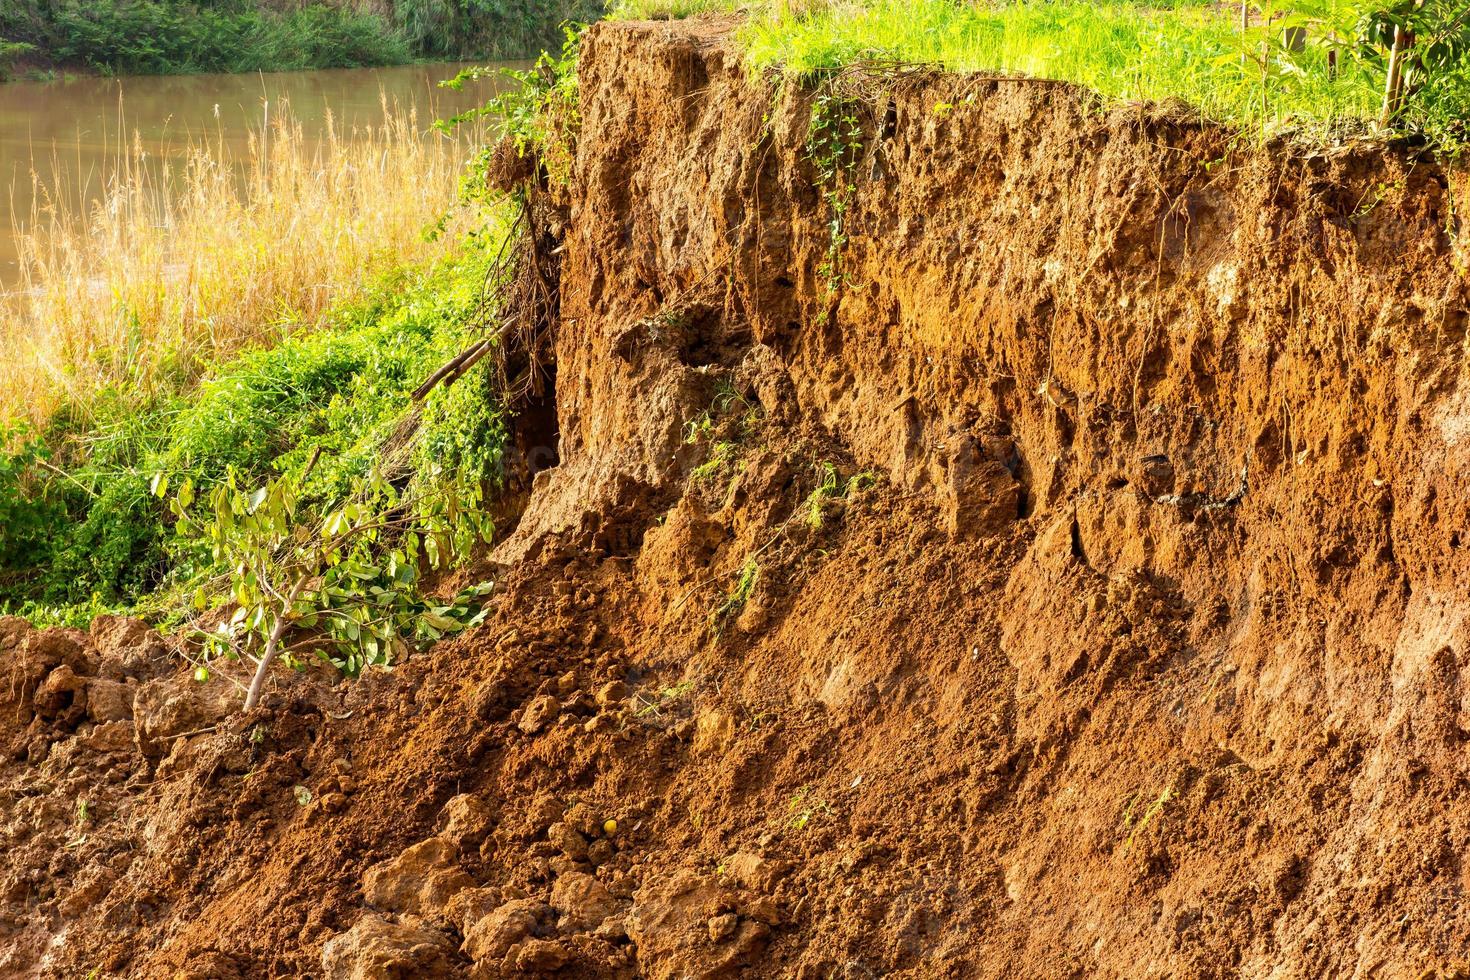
[[5, 16, 1470, 979]]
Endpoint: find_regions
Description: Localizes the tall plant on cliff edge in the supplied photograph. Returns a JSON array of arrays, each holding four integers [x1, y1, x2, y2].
[[438, 21, 585, 189]]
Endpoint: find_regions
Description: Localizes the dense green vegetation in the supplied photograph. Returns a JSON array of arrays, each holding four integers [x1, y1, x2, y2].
[[613, 0, 1470, 143], [395, 0, 601, 61], [0, 0, 603, 76], [0, 222, 512, 630]]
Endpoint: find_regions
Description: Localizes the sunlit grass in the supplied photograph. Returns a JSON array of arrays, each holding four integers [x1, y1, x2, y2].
[[0, 100, 480, 431], [610, 0, 751, 18], [613, 0, 1395, 133]]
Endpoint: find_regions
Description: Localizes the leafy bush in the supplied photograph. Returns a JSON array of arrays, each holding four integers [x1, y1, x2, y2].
[[0, 0, 604, 73], [165, 462, 494, 705], [441, 23, 585, 189], [1, 226, 513, 617], [0, 424, 61, 573]]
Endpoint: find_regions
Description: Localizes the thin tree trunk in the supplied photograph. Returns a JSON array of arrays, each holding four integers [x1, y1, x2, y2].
[[1241, 1, 1250, 68], [1379, 25, 1413, 128], [243, 575, 309, 711]]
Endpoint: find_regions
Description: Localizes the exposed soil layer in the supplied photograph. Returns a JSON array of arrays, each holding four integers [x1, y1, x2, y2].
[[6, 16, 1470, 979]]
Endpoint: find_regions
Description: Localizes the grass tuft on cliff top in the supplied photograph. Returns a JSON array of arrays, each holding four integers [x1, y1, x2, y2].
[[610, 0, 1470, 142]]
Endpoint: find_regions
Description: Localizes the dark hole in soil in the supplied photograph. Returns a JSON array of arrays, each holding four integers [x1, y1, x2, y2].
[[881, 100, 898, 140], [674, 306, 738, 368], [490, 365, 561, 541], [517, 364, 561, 480]]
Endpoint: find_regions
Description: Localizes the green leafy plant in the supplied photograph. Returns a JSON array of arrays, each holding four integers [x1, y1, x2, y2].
[[0, 229, 509, 621], [635, 679, 695, 717], [692, 442, 741, 482], [442, 22, 585, 188], [0, 0, 410, 75], [394, 0, 598, 59], [0, 423, 62, 576], [0, 37, 32, 79], [163, 461, 495, 710], [1355, 0, 1470, 133], [806, 87, 863, 298], [684, 381, 764, 486], [787, 785, 833, 830]]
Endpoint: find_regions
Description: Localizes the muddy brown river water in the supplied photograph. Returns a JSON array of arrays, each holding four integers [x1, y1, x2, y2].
[[0, 61, 523, 287]]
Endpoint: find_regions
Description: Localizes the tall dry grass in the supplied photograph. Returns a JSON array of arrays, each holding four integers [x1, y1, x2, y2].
[[0, 99, 478, 429]]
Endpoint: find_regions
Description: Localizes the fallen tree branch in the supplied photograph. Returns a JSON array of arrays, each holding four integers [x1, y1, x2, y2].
[[411, 337, 495, 402]]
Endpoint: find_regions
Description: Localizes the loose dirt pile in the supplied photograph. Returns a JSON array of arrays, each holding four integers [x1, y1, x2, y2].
[[4, 16, 1470, 978]]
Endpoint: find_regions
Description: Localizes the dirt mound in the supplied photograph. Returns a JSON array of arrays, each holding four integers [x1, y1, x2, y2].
[[5, 16, 1470, 979]]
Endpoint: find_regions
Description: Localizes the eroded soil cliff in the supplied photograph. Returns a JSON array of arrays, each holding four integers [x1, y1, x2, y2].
[[5, 17, 1470, 979]]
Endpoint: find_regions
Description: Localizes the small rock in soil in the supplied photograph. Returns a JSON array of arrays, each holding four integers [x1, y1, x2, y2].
[[518, 695, 560, 735], [692, 709, 735, 756], [514, 938, 571, 972], [440, 793, 494, 849], [548, 856, 584, 878], [723, 852, 788, 894], [444, 886, 504, 933], [34, 665, 87, 721], [595, 680, 628, 706], [551, 871, 620, 930], [462, 898, 551, 963], [83, 720, 135, 753], [363, 838, 471, 915], [547, 822, 589, 860], [320, 914, 456, 979], [586, 839, 615, 867], [563, 803, 600, 838], [707, 911, 739, 943], [84, 678, 133, 723]]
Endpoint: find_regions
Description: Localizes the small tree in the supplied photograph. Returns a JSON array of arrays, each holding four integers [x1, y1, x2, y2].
[[1359, 0, 1470, 128], [158, 462, 493, 711]]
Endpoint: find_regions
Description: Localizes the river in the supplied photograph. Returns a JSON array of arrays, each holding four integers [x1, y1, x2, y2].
[[0, 61, 524, 287]]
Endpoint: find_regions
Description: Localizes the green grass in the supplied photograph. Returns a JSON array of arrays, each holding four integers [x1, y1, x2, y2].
[[609, 0, 738, 18], [612, 0, 1470, 142]]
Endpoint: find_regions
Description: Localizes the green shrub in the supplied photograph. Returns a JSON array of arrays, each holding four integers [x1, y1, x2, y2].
[[1, 226, 512, 616], [0, 424, 62, 574], [0, 0, 604, 74]]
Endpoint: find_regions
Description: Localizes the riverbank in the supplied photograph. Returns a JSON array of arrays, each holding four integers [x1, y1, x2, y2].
[[2, 10, 1469, 976], [0, 0, 600, 79]]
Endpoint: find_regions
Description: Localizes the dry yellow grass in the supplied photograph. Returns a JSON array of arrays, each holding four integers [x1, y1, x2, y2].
[[1, 99, 478, 429]]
